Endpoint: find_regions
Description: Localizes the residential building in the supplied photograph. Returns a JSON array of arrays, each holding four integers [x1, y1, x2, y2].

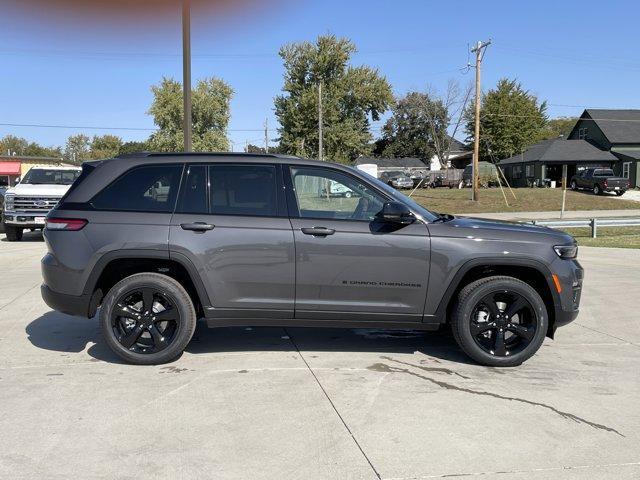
[[498, 138, 617, 187], [567, 109, 640, 187]]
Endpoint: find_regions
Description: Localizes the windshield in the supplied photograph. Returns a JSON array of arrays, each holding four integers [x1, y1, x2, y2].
[[357, 169, 439, 222], [21, 169, 81, 185]]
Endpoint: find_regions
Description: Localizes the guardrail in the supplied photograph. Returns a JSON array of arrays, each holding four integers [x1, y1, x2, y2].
[[531, 218, 640, 238]]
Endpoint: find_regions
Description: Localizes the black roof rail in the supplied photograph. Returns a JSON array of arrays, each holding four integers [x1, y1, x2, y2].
[[114, 151, 301, 160]]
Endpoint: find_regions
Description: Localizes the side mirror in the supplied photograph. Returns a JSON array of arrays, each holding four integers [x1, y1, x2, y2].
[[15, 177, 20, 184], [375, 201, 415, 225]]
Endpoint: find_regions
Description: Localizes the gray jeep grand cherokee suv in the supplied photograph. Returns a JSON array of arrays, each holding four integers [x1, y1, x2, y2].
[[41, 153, 583, 367]]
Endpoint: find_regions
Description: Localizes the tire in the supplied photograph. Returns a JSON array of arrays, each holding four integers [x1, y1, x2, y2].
[[616, 190, 625, 196], [593, 184, 601, 195], [345, 191, 352, 198], [451, 276, 548, 367], [100, 272, 197, 365], [4, 226, 23, 241], [570, 181, 577, 190]]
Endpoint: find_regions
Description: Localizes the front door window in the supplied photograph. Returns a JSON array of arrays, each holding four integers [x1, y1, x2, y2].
[[290, 167, 384, 221]]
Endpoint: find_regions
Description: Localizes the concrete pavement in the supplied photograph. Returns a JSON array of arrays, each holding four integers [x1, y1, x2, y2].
[[0, 233, 639, 479]]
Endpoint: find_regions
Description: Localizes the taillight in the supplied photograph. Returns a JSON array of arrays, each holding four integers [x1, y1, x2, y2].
[[603, 180, 608, 188], [45, 218, 87, 231]]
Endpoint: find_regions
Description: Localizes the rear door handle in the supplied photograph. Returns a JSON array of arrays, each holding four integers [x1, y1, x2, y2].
[[181, 222, 215, 232], [301, 227, 335, 236]]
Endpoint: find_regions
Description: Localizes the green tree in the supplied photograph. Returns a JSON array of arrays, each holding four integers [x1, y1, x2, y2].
[[64, 134, 91, 164], [382, 92, 449, 160], [543, 117, 577, 139], [0, 135, 62, 158], [465, 78, 548, 160], [118, 140, 150, 156], [147, 77, 233, 152], [275, 35, 393, 163], [90, 134, 123, 159]]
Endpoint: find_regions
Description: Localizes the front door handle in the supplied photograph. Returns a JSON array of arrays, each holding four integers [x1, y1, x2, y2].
[[301, 227, 335, 237], [181, 222, 215, 232]]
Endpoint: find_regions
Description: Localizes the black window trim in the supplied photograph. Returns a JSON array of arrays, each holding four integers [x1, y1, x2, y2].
[[88, 163, 185, 214], [174, 162, 287, 219], [283, 164, 393, 223]]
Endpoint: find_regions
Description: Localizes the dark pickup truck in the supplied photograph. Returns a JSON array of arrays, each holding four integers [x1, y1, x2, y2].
[[570, 168, 630, 196]]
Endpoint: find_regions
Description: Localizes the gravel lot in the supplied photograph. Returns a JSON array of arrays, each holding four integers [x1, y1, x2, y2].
[[1, 232, 639, 479]]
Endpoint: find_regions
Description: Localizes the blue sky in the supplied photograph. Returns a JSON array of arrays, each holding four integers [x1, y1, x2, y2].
[[1, 0, 639, 151]]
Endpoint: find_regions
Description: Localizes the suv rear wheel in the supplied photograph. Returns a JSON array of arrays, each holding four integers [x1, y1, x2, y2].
[[451, 276, 548, 367], [4, 226, 23, 242], [100, 272, 197, 365]]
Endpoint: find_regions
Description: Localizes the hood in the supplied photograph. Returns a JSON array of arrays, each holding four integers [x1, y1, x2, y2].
[[5, 183, 72, 197], [430, 215, 575, 244]]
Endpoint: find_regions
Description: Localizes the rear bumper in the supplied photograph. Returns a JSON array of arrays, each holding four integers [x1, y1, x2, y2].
[[41, 284, 91, 317], [554, 307, 579, 328]]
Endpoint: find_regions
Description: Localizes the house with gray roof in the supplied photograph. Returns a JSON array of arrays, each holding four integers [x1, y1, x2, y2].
[[498, 138, 617, 187], [568, 109, 640, 187]]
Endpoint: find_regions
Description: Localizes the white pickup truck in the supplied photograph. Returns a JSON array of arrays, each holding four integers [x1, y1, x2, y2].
[[2, 166, 82, 241]]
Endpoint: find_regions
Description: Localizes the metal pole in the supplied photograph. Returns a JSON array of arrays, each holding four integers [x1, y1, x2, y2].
[[182, 0, 192, 152], [264, 118, 269, 153], [470, 40, 491, 202], [318, 81, 323, 161], [560, 164, 568, 218]]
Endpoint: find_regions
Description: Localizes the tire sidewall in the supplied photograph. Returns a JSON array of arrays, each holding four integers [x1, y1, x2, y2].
[[100, 273, 196, 365], [455, 278, 548, 367]]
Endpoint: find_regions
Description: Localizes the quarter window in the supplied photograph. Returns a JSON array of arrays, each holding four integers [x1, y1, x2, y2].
[[91, 164, 182, 212], [209, 165, 278, 216], [290, 167, 385, 221]]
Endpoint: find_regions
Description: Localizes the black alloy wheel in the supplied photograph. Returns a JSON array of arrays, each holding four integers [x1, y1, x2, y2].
[[101, 273, 196, 364], [112, 287, 180, 354], [469, 290, 537, 357], [451, 276, 548, 367]]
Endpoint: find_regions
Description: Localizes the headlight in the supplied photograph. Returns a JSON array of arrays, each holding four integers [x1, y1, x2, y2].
[[554, 244, 578, 259], [4, 195, 14, 211]]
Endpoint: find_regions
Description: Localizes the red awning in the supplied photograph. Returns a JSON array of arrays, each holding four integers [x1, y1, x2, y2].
[[0, 162, 21, 175]]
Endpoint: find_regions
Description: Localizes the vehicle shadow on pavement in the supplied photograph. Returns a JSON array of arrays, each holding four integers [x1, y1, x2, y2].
[[26, 311, 472, 365], [1, 231, 43, 242]]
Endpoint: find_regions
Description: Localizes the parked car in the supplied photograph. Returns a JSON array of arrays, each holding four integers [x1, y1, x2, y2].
[[570, 168, 630, 196], [41, 153, 583, 367], [0, 187, 6, 234], [380, 171, 414, 189], [3, 166, 82, 241], [322, 180, 356, 198]]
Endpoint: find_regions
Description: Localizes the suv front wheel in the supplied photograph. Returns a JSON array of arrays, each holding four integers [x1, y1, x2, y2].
[[451, 276, 548, 367], [100, 273, 197, 365]]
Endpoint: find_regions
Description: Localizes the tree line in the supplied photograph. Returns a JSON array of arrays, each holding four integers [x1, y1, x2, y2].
[[1, 34, 577, 166]]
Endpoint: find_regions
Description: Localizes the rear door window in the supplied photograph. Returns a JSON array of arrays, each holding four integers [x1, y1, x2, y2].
[[209, 165, 278, 217], [176, 165, 208, 214], [91, 164, 183, 212]]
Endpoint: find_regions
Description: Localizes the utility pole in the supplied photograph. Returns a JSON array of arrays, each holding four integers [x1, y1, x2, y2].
[[470, 39, 491, 201], [182, 0, 192, 152], [318, 81, 323, 161], [264, 118, 269, 153]]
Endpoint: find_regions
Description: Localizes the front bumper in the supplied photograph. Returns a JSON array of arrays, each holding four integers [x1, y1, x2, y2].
[[3, 212, 47, 228], [41, 284, 91, 317]]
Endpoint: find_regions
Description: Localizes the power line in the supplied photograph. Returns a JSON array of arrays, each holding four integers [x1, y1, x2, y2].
[[0, 122, 271, 132]]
